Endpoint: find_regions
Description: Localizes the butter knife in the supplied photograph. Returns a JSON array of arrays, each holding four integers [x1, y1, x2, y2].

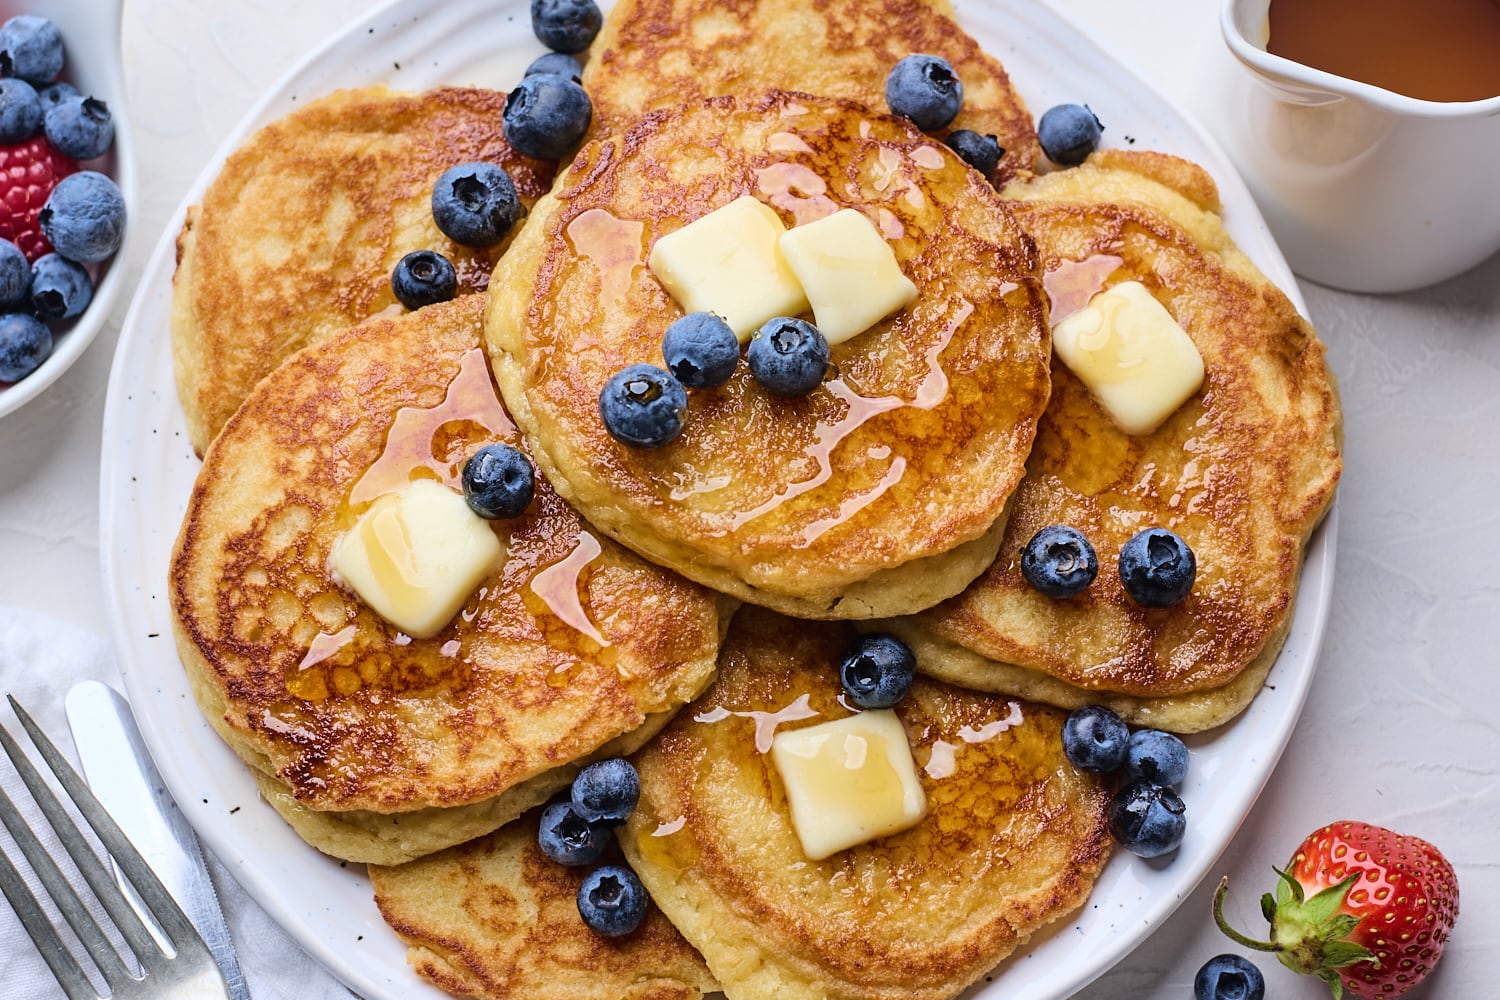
[[65, 680, 251, 1000]]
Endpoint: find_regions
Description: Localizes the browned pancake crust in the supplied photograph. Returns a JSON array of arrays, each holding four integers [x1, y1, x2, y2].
[[619, 607, 1112, 1000], [584, 0, 1039, 185], [486, 92, 1050, 619], [370, 810, 717, 1000], [170, 296, 726, 834], [172, 85, 555, 456]]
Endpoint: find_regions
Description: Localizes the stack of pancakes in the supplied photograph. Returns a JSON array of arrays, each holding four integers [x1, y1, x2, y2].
[[167, 1, 1341, 997]]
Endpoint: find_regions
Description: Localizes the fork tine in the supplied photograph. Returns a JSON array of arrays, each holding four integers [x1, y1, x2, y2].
[[0, 820, 98, 1000]]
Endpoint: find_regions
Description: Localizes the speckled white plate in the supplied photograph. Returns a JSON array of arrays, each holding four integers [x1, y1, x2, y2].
[[98, 1, 1336, 998]]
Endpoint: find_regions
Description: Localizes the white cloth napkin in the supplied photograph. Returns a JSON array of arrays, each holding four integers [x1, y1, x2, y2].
[[0, 606, 358, 1000]]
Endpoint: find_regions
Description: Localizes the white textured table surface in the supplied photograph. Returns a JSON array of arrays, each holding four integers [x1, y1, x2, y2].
[[1, 1, 1495, 997]]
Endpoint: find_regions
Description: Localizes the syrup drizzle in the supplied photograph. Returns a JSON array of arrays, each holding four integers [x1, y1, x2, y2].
[[528, 531, 610, 647], [754, 162, 838, 225], [1045, 255, 1124, 325], [694, 694, 820, 753], [565, 208, 646, 314], [297, 625, 357, 670], [922, 702, 1024, 780]]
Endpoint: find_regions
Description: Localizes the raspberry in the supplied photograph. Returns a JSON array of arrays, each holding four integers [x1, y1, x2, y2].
[[0, 135, 78, 262]]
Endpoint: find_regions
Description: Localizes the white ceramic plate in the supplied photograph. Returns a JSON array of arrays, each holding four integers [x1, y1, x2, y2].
[[99, 1, 1336, 998]]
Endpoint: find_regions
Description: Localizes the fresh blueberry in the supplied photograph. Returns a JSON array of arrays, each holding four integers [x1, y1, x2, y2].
[[944, 129, 1002, 178], [661, 311, 738, 389], [885, 54, 963, 132], [1108, 779, 1187, 858], [39, 171, 127, 263], [530, 0, 603, 54], [1061, 704, 1129, 774], [0, 77, 41, 143], [839, 632, 916, 710], [0, 312, 51, 382], [598, 363, 687, 448], [1125, 729, 1189, 788], [577, 864, 649, 937], [1193, 954, 1266, 1000], [1037, 103, 1104, 167], [524, 51, 584, 81], [36, 81, 78, 108], [571, 758, 640, 825], [1118, 527, 1196, 607], [29, 253, 91, 320], [461, 443, 535, 519], [430, 162, 521, 247], [0, 16, 64, 84], [537, 798, 609, 867], [503, 73, 593, 160], [1020, 525, 1098, 599], [43, 96, 114, 161], [0, 240, 30, 309], [390, 249, 458, 310], [746, 317, 829, 397]]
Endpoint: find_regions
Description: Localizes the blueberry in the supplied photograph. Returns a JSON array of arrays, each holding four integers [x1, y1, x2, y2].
[[1193, 954, 1266, 1000], [461, 443, 535, 519], [39, 171, 127, 263], [390, 249, 457, 310], [746, 317, 829, 397], [530, 0, 603, 53], [0, 77, 41, 143], [1061, 704, 1129, 773], [43, 96, 114, 161], [571, 758, 640, 825], [944, 129, 1001, 178], [1108, 779, 1187, 858], [0, 312, 51, 382], [661, 311, 738, 389], [885, 54, 963, 132], [1020, 525, 1098, 599], [598, 363, 687, 448], [1125, 729, 1189, 788], [503, 73, 593, 160], [1037, 103, 1104, 167], [29, 253, 92, 320], [524, 51, 584, 81], [0, 16, 64, 84], [430, 162, 521, 247], [0, 240, 30, 309], [839, 633, 916, 710], [577, 864, 649, 937], [537, 798, 609, 867], [1118, 527, 1196, 607], [37, 81, 78, 109]]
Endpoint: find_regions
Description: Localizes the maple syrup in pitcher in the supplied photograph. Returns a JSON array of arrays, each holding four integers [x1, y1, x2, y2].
[[1267, 0, 1500, 102]]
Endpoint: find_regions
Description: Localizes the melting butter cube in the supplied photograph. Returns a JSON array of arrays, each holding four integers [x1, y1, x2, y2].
[[1052, 280, 1205, 435], [647, 195, 809, 341], [777, 208, 917, 345], [332, 479, 502, 639], [770, 709, 927, 861]]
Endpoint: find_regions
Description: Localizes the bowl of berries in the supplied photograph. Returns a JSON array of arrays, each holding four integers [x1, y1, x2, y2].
[[0, 0, 133, 418]]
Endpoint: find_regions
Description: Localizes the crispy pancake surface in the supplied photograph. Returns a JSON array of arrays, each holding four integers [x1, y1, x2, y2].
[[172, 85, 555, 456], [887, 152, 1342, 733], [485, 92, 1051, 620], [583, 0, 1038, 184], [619, 606, 1112, 1000], [170, 295, 728, 864], [370, 809, 717, 1000]]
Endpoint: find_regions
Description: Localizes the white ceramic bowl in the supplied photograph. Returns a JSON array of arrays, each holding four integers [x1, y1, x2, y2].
[[0, 0, 136, 419]]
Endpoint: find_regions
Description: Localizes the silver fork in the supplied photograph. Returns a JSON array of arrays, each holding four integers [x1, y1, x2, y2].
[[0, 694, 230, 999]]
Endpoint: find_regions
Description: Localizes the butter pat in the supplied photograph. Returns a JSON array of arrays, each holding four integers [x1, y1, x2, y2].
[[778, 209, 917, 345], [1052, 280, 1205, 435], [648, 195, 809, 341], [770, 709, 926, 861], [332, 480, 501, 639]]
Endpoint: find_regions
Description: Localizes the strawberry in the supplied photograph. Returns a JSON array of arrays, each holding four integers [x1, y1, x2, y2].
[[1213, 820, 1459, 999], [0, 135, 80, 262]]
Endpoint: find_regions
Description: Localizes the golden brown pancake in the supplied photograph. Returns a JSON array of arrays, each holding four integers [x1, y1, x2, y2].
[[884, 151, 1342, 733], [370, 809, 717, 1000], [583, 0, 1039, 185], [172, 85, 555, 456], [170, 295, 729, 864], [485, 91, 1051, 620], [619, 606, 1112, 1000]]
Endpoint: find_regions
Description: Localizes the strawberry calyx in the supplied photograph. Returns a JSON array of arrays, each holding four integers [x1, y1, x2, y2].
[[1213, 872, 1376, 1000]]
